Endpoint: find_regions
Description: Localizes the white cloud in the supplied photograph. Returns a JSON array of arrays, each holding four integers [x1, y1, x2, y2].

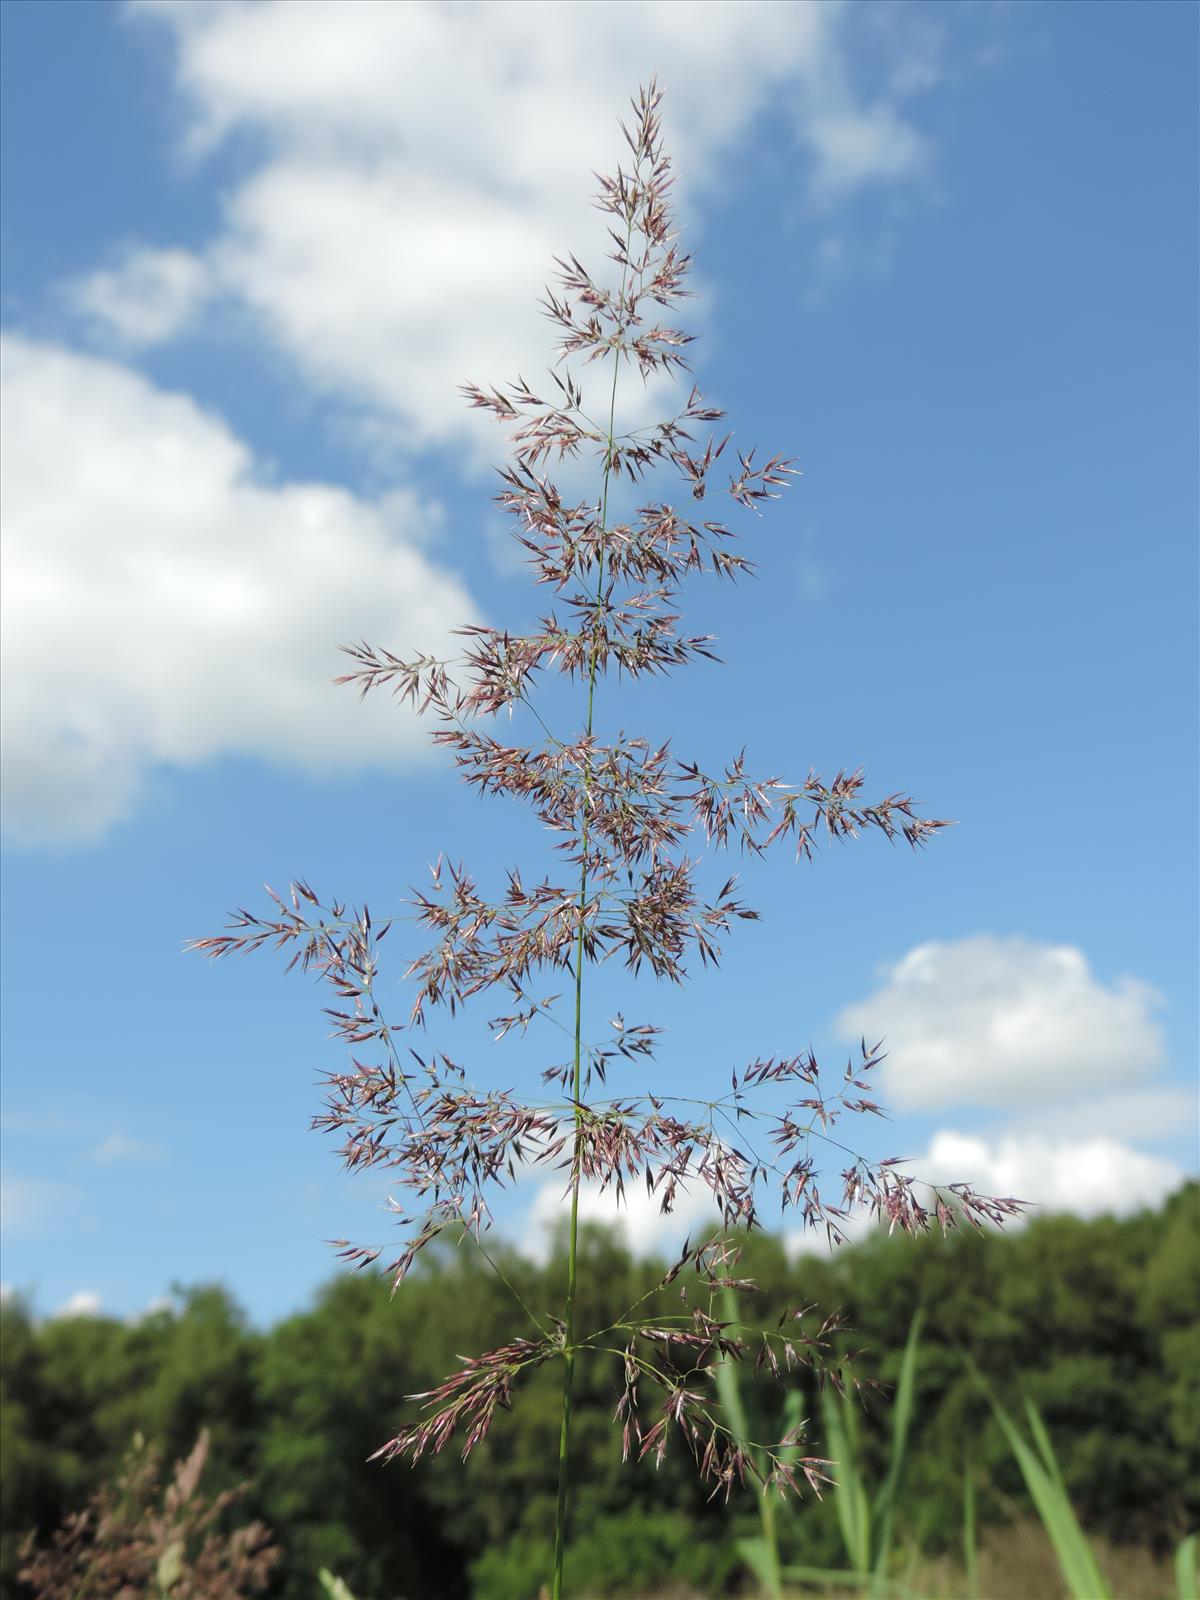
[[916, 1129, 1183, 1220], [828, 935, 1190, 1230], [835, 936, 1165, 1112], [520, 1172, 719, 1265], [6, 5, 949, 844], [802, 98, 925, 199], [80, 1132, 167, 1167], [783, 1128, 1184, 1252], [115, 0, 938, 450], [0, 334, 478, 843], [54, 1290, 103, 1319], [518, 1125, 1184, 1261], [131, 0, 895, 192], [67, 247, 212, 346], [216, 156, 564, 453]]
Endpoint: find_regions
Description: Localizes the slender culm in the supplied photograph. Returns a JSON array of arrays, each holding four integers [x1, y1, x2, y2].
[[553, 196, 635, 1596]]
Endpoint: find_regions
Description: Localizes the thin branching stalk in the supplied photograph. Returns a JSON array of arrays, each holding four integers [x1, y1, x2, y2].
[[193, 82, 1026, 1593]]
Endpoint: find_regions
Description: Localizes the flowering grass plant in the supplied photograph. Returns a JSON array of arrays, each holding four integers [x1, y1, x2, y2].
[[195, 84, 1022, 1598]]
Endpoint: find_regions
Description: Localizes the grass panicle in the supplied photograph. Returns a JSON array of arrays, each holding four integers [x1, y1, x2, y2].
[[193, 83, 1025, 1594]]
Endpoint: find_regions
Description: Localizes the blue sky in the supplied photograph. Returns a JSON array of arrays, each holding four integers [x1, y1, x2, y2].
[[1, 0, 1196, 1327]]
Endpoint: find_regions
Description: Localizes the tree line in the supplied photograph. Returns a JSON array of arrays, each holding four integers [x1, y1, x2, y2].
[[3, 1183, 1195, 1598]]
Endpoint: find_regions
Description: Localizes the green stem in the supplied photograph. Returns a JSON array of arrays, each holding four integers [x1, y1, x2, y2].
[[551, 256, 629, 1600]]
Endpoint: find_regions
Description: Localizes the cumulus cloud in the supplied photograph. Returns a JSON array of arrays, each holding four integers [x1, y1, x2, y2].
[[517, 1121, 1184, 1258], [7, 4, 947, 843], [784, 1128, 1183, 1253], [0, 334, 478, 843], [835, 936, 1165, 1112], [510, 931, 1192, 1256], [916, 1129, 1183, 1219], [114, 0, 937, 449], [827, 934, 1190, 1226], [133, 0, 925, 194], [67, 247, 212, 346]]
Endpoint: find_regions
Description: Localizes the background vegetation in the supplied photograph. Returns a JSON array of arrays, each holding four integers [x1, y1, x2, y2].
[[4, 1184, 1196, 1599]]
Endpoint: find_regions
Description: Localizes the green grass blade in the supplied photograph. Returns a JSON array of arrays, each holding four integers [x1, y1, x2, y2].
[[1021, 1397, 1111, 1600], [1024, 1394, 1070, 1493], [976, 1380, 1111, 1600], [1176, 1533, 1199, 1600], [738, 1536, 779, 1592], [870, 1308, 924, 1596], [822, 1385, 872, 1575], [317, 1573, 356, 1600], [720, 1286, 755, 1465]]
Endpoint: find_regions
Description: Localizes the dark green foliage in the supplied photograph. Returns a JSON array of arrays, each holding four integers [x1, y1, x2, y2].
[[3, 1186, 1196, 1598], [470, 1510, 741, 1600]]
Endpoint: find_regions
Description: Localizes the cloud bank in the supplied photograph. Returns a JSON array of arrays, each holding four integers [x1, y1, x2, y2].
[[0, 335, 476, 843], [832, 935, 1187, 1223], [104, 0, 938, 449], [836, 935, 1165, 1112], [501, 932, 1189, 1256], [916, 1128, 1183, 1218], [7, 2, 948, 844]]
